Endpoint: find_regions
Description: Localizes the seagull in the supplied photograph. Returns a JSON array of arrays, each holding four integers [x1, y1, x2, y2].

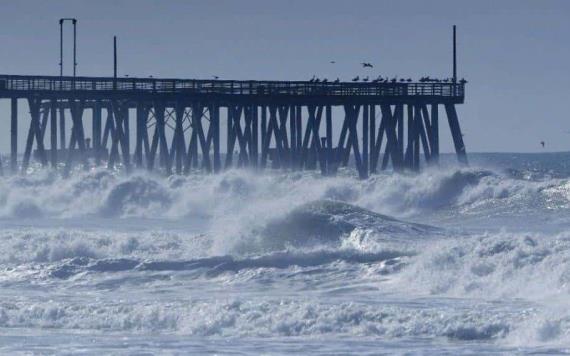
[[352, 76, 360, 82], [361, 62, 373, 68], [330, 60, 336, 64], [333, 78, 340, 83], [322, 78, 328, 83], [541, 141, 545, 148], [362, 76, 369, 82]]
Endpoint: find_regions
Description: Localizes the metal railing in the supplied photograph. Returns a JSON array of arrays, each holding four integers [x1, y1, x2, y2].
[[0, 74, 464, 98]]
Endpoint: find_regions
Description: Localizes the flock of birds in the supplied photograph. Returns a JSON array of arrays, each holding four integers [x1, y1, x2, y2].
[[306, 61, 468, 84], [308, 74, 468, 84]]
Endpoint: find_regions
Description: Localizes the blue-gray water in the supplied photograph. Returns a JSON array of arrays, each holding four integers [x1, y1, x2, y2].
[[1, 152, 570, 354]]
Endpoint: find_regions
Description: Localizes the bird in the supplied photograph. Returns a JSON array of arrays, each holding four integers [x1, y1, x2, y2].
[[352, 76, 360, 82], [314, 78, 321, 83], [333, 78, 340, 83], [460, 78, 468, 84], [362, 76, 369, 82], [541, 141, 545, 148], [407, 78, 412, 82], [212, 75, 219, 80], [124, 74, 129, 78], [361, 62, 373, 68], [390, 77, 397, 83], [322, 78, 328, 83], [330, 60, 336, 64]]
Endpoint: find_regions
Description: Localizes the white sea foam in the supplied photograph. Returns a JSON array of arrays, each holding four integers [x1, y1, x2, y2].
[[1, 165, 570, 353]]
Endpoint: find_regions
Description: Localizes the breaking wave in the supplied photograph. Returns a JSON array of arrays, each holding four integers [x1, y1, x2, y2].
[[2, 162, 570, 351], [0, 166, 568, 225]]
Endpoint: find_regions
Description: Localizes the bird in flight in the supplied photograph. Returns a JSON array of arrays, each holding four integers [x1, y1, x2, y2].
[[330, 61, 336, 64], [540, 141, 545, 148], [361, 62, 373, 68]]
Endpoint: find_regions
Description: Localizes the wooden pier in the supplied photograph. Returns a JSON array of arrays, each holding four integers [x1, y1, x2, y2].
[[0, 74, 467, 178]]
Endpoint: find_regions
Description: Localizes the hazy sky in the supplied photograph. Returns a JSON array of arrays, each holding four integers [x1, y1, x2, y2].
[[0, 0, 569, 153]]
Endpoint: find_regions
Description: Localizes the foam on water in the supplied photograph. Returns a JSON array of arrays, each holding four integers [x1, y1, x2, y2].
[[1, 159, 570, 353]]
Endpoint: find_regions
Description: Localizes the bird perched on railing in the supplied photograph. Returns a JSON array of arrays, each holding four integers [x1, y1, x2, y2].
[[352, 76, 360, 82], [390, 77, 398, 83], [361, 62, 373, 68], [333, 78, 340, 83], [309, 75, 316, 83], [362, 76, 369, 82], [322, 78, 328, 83], [314, 78, 321, 83], [407, 78, 412, 82], [459, 78, 468, 84]]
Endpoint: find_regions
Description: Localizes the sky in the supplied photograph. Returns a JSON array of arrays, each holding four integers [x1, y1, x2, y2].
[[0, 0, 569, 153]]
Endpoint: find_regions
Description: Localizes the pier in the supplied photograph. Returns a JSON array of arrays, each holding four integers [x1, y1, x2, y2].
[[0, 28, 468, 179]]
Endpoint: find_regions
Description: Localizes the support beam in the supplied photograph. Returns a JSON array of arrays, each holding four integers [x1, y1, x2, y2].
[[93, 101, 102, 166], [362, 104, 369, 176], [22, 98, 47, 172], [326, 105, 333, 174], [431, 104, 439, 163], [444, 104, 468, 164], [250, 104, 258, 168], [10, 98, 17, 173], [50, 100, 58, 167], [210, 104, 221, 172], [64, 99, 87, 174]]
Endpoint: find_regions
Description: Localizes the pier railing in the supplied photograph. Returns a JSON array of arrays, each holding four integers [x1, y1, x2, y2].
[[0, 74, 464, 99]]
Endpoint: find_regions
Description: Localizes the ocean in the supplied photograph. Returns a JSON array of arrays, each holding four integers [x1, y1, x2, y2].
[[1, 152, 570, 354]]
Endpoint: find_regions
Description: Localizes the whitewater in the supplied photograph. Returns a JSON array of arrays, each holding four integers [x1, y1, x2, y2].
[[1, 152, 570, 354]]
